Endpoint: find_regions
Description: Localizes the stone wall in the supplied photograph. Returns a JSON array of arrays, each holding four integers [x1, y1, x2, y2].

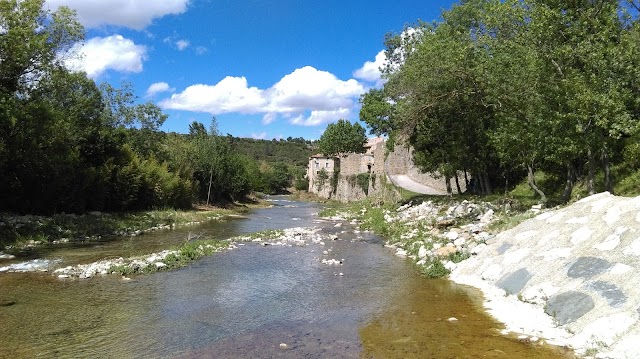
[[385, 143, 466, 194], [316, 172, 399, 203]]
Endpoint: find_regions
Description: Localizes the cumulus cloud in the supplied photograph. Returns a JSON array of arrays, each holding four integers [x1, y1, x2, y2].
[[45, 0, 189, 30], [160, 66, 365, 127], [160, 77, 266, 114], [353, 50, 387, 84], [146, 82, 173, 97], [265, 66, 364, 113], [64, 35, 146, 78]]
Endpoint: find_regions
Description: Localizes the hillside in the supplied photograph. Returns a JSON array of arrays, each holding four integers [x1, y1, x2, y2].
[[229, 137, 314, 168]]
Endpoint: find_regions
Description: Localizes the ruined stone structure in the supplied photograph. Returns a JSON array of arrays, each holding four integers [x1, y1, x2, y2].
[[307, 139, 464, 201]]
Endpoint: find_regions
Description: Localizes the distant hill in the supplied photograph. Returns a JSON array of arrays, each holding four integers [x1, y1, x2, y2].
[[227, 136, 315, 167]]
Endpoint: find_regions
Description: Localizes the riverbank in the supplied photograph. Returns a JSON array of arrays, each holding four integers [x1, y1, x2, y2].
[[324, 193, 640, 359], [320, 196, 515, 277], [0, 204, 258, 252]]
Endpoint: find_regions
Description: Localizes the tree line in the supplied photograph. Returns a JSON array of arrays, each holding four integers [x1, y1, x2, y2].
[[0, 0, 310, 214], [361, 0, 640, 201]]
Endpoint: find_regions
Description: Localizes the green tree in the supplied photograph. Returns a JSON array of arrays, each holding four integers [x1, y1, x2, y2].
[[359, 88, 395, 137], [317, 119, 367, 156], [0, 0, 83, 95]]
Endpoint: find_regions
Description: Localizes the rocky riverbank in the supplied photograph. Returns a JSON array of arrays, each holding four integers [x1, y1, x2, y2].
[[322, 198, 503, 277]]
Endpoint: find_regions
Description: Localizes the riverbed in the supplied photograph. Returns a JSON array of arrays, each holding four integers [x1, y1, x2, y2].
[[0, 196, 574, 358]]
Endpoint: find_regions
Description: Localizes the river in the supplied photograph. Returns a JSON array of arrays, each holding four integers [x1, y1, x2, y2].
[[0, 196, 574, 358]]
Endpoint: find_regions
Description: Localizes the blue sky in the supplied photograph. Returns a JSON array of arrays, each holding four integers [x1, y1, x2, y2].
[[48, 0, 456, 140]]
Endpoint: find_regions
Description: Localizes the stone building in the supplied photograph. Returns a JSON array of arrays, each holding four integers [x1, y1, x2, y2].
[[307, 138, 385, 198], [307, 137, 464, 201]]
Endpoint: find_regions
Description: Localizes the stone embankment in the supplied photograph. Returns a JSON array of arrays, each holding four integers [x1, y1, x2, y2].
[[452, 192, 640, 359]]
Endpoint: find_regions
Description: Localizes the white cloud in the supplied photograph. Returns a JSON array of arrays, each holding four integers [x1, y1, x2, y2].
[[262, 112, 277, 125], [64, 35, 146, 78], [45, 0, 189, 30], [160, 77, 266, 114], [265, 66, 364, 113], [290, 109, 352, 127], [146, 82, 173, 97], [163, 36, 193, 51], [353, 50, 387, 84], [175, 39, 190, 51], [251, 132, 267, 140], [160, 66, 365, 127]]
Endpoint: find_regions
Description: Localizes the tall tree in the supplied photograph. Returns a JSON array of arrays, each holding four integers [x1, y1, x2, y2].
[[317, 119, 367, 156]]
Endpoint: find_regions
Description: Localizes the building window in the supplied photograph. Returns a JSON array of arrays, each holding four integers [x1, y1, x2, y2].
[[325, 162, 329, 168]]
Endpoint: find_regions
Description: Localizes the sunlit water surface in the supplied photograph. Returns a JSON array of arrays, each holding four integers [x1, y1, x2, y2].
[[0, 196, 574, 358]]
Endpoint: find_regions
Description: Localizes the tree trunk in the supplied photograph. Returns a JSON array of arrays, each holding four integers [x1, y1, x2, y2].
[[454, 173, 462, 194], [504, 172, 509, 196], [561, 163, 576, 203], [463, 169, 469, 189], [445, 176, 453, 195], [206, 169, 213, 206], [478, 174, 485, 195], [587, 148, 595, 195], [527, 163, 547, 203], [602, 147, 613, 194], [482, 172, 492, 195]]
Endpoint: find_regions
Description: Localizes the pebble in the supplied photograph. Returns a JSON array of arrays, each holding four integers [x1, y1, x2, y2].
[[448, 317, 458, 322], [279, 343, 288, 350]]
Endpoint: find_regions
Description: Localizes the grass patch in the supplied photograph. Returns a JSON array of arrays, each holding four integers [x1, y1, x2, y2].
[[447, 251, 471, 264], [420, 259, 450, 278], [615, 169, 640, 197], [108, 238, 229, 275], [487, 211, 537, 233]]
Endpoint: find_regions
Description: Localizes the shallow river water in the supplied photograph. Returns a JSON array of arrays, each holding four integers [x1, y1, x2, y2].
[[0, 197, 574, 358]]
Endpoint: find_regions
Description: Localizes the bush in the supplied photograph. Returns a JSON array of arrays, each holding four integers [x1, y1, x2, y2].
[[294, 177, 309, 191]]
